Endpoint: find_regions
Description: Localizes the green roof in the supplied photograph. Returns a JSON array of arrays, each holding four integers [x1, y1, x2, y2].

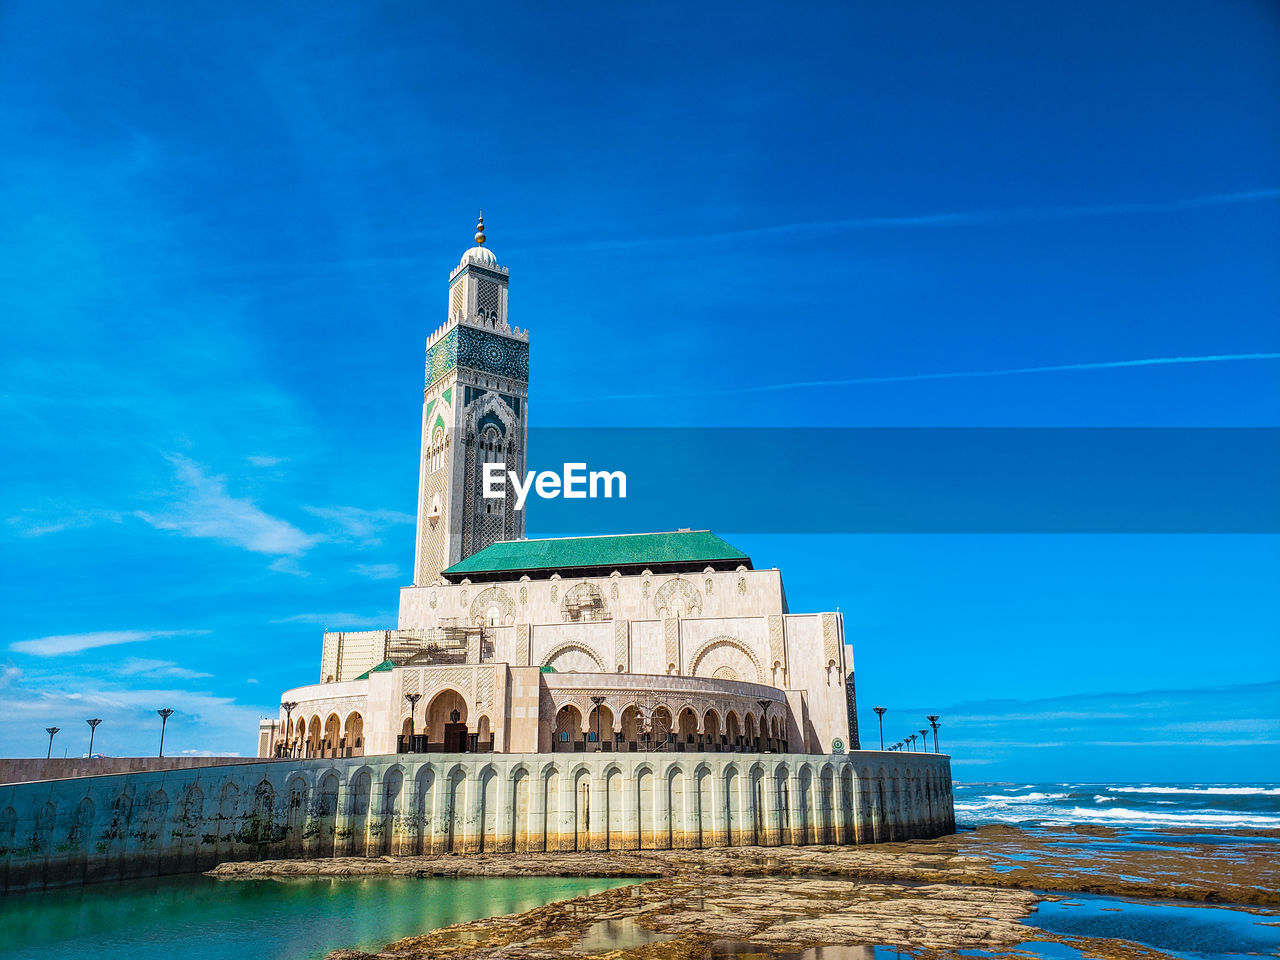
[[442, 531, 750, 577], [353, 658, 396, 680]]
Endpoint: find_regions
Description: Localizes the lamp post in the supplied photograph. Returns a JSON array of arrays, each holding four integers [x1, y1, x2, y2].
[[909, 733, 917, 751], [157, 709, 174, 757], [280, 701, 298, 757], [757, 698, 772, 751], [919, 728, 930, 753], [403, 693, 422, 751], [45, 727, 59, 759], [927, 715, 941, 753], [873, 706, 887, 750], [590, 695, 606, 751], [86, 718, 102, 757]]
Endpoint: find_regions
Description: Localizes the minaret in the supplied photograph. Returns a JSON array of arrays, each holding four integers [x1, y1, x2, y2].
[[413, 215, 529, 585]]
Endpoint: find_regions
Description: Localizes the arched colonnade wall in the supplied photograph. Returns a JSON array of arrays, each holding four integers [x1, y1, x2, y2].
[[0, 751, 953, 894]]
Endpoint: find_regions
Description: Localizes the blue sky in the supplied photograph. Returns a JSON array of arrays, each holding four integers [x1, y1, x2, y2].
[[1, 0, 1277, 778]]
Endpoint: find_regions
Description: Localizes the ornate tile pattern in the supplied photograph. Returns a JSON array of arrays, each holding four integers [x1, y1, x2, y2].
[[425, 325, 530, 388]]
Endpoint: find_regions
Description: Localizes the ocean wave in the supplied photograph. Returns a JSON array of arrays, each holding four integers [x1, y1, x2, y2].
[[965, 792, 1071, 804], [955, 802, 1280, 830], [1062, 805, 1280, 829], [1107, 785, 1280, 797], [1094, 796, 1117, 803]]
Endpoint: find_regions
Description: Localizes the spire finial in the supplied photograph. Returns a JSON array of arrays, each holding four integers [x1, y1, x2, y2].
[[474, 210, 486, 245]]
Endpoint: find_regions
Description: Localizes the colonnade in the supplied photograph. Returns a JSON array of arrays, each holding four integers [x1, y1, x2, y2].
[[0, 751, 954, 893]]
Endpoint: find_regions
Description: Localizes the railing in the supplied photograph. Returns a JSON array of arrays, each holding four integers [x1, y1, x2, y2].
[[552, 736, 789, 754], [396, 735, 495, 754]]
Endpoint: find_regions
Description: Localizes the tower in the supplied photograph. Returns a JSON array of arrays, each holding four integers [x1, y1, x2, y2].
[[413, 215, 529, 585]]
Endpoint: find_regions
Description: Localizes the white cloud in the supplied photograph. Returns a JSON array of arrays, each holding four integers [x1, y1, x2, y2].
[[6, 507, 124, 538], [10, 629, 206, 657], [137, 455, 317, 556], [268, 556, 310, 576], [355, 562, 401, 580], [273, 611, 394, 630], [305, 505, 413, 544], [116, 657, 214, 680], [246, 455, 286, 467], [0, 666, 268, 758]]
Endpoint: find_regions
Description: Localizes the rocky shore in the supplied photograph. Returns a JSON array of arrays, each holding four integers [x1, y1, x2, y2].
[[206, 826, 1280, 959]]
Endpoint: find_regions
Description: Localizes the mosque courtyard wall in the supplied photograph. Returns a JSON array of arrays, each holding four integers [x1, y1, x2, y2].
[[0, 750, 953, 893]]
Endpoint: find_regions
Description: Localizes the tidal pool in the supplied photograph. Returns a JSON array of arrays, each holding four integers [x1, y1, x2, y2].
[[0, 874, 635, 960], [1028, 893, 1280, 959]]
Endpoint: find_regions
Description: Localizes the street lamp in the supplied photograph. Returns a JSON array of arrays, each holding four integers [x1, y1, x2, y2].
[[590, 695, 606, 751], [919, 728, 930, 753], [157, 709, 174, 757], [927, 715, 941, 753], [757, 698, 772, 751], [45, 727, 59, 759], [909, 733, 917, 751], [86, 718, 102, 757], [873, 706, 887, 750], [281, 701, 299, 756], [403, 693, 422, 750]]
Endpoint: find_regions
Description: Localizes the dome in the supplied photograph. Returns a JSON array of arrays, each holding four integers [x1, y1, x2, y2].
[[460, 245, 497, 268]]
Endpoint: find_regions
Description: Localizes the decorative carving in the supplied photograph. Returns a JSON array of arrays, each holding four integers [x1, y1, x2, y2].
[[515, 624, 531, 666], [663, 618, 680, 674], [654, 578, 702, 618], [470, 586, 515, 626], [425, 325, 530, 389], [768, 615, 786, 680], [821, 613, 841, 668], [562, 581, 608, 622], [613, 620, 630, 672], [688, 636, 765, 685], [737, 577, 746, 595], [542, 642, 606, 673]]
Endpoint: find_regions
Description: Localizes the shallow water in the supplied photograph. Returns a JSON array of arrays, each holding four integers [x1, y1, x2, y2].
[[708, 945, 896, 959], [577, 917, 674, 951], [1028, 893, 1280, 959], [0, 874, 634, 960]]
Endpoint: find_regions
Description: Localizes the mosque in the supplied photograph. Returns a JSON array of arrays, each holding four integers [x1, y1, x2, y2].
[[0, 222, 952, 897], [259, 218, 860, 763]]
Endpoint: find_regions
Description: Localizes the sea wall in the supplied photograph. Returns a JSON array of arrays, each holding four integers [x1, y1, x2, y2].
[[0, 756, 283, 785], [0, 750, 954, 894]]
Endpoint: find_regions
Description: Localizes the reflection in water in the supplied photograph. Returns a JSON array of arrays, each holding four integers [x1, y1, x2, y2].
[[1029, 894, 1280, 959], [709, 943, 888, 959], [0, 874, 633, 960], [576, 917, 675, 951]]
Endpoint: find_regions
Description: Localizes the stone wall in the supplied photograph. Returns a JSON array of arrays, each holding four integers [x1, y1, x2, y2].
[[0, 751, 954, 894], [0, 756, 281, 785]]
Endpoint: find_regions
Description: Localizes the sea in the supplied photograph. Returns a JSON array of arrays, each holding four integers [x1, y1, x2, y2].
[[954, 782, 1280, 834]]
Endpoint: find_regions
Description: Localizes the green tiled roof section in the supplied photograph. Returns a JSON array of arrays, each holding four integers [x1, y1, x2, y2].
[[353, 658, 396, 680], [443, 531, 749, 575]]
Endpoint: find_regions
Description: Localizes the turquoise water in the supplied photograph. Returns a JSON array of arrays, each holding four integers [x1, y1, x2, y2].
[[0, 874, 635, 960]]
